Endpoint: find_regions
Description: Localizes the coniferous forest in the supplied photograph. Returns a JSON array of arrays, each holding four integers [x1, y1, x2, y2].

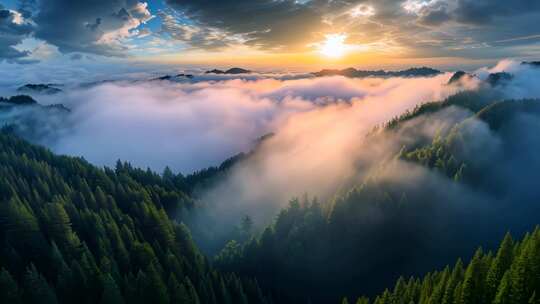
[[4, 1, 540, 303], [346, 229, 540, 304], [0, 130, 269, 304], [212, 91, 540, 303], [2, 83, 540, 303]]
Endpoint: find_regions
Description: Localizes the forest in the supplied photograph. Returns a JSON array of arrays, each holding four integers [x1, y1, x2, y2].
[[346, 229, 540, 304], [213, 91, 540, 303], [0, 129, 270, 304], [2, 78, 540, 304], [3, 0, 540, 302]]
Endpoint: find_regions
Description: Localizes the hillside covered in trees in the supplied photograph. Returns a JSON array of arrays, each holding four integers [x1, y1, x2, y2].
[[214, 93, 540, 303], [3, 0, 540, 302], [0, 130, 269, 304], [3, 82, 540, 304], [345, 228, 540, 304]]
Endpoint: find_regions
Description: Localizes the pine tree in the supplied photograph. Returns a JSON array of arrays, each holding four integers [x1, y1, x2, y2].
[[22, 264, 58, 304], [145, 264, 169, 304], [510, 242, 531, 304], [428, 267, 449, 304], [529, 291, 540, 304], [356, 296, 369, 304], [0, 268, 21, 304], [485, 233, 514, 303], [0, 131, 270, 304], [460, 249, 485, 304], [493, 271, 511, 304], [100, 274, 124, 304], [56, 263, 75, 304], [168, 274, 186, 304], [442, 259, 464, 304], [185, 277, 202, 304]]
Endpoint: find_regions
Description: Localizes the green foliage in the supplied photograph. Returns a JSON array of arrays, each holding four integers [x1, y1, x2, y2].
[[353, 228, 540, 304], [0, 131, 267, 303], [214, 96, 540, 303], [0, 268, 21, 303]]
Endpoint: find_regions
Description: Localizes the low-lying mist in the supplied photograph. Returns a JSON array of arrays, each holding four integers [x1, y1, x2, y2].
[[6, 60, 540, 256], [204, 62, 540, 302], [40, 73, 461, 174]]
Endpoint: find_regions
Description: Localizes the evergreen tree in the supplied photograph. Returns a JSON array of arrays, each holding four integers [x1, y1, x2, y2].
[[100, 274, 124, 304], [0, 131, 268, 304], [22, 264, 58, 304], [485, 233, 514, 303], [0, 268, 21, 304], [493, 271, 511, 304]]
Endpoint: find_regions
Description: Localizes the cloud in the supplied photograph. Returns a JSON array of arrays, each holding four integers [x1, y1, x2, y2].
[[7, 60, 540, 258], [402, 0, 540, 26], [454, 0, 540, 25], [11, 71, 467, 254], [474, 59, 540, 99], [193, 73, 465, 234], [18, 72, 461, 174], [164, 0, 332, 50], [70, 53, 83, 60], [156, 10, 245, 50], [1, 0, 539, 64], [0, 6, 34, 62], [33, 0, 153, 56], [159, 0, 540, 59]]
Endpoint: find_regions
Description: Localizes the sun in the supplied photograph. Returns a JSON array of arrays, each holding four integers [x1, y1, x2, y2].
[[319, 34, 348, 58]]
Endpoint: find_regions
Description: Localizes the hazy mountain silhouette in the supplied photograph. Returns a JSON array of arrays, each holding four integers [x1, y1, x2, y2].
[[17, 84, 63, 95], [205, 67, 252, 74], [313, 67, 442, 78]]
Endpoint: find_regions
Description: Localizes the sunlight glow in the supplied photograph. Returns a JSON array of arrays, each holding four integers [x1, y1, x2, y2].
[[319, 34, 348, 58]]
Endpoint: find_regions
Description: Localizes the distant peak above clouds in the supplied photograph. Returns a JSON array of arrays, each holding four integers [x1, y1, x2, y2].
[[313, 67, 442, 78], [205, 68, 252, 75]]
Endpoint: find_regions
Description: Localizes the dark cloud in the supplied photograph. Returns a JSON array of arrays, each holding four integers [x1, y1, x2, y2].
[[0, 6, 34, 62], [157, 10, 232, 49], [454, 0, 540, 25], [164, 0, 335, 50], [161, 0, 540, 57], [70, 53, 83, 60], [2, 0, 540, 64], [33, 0, 152, 56], [17, 0, 38, 18], [407, 0, 540, 28], [417, 5, 452, 26]]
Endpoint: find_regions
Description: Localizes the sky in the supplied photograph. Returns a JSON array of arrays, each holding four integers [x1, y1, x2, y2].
[[1, 0, 540, 82]]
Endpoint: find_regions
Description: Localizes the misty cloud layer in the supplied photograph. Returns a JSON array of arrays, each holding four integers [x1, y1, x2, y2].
[[37, 73, 460, 174], [5, 60, 540, 256]]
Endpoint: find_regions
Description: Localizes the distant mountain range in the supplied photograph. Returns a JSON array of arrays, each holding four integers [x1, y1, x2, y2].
[[14, 62, 540, 93], [17, 83, 63, 95], [0, 95, 70, 144], [0, 95, 39, 106], [523, 61, 540, 67], [0, 95, 70, 112], [150, 73, 194, 81], [205, 67, 252, 74], [313, 67, 442, 78], [446, 70, 515, 87], [447, 71, 470, 85]]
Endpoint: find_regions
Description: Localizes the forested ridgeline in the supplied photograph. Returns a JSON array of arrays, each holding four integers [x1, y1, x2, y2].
[[214, 96, 540, 303], [0, 130, 269, 304], [3, 90, 540, 304], [343, 228, 540, 304]]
